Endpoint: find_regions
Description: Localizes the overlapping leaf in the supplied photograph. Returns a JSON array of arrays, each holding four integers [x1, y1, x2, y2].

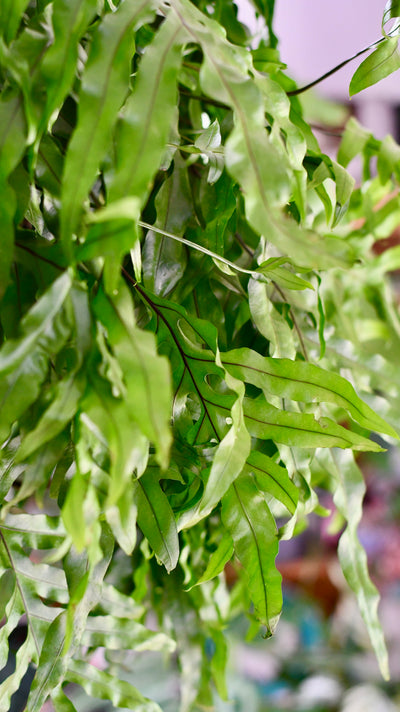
[[0, 271, 74, 444], [60, 0, 161, 253], [315, 450, 390, 680], [222, 472, 282, 635], [222, 347, 398, 438]]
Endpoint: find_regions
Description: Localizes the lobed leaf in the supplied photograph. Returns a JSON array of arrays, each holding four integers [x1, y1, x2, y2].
[[82, 615, 176, 653], [222, 348, 398, 438], [244, 450, 298, 515], [0, 0, 30, 43], [316, 450, 389, 680]]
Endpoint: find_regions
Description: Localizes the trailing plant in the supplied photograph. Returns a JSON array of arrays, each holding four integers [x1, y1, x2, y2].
[[1, 0, 400, 709]]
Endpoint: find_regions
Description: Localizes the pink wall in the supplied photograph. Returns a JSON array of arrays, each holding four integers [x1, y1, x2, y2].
[[273, 0, 400, 102]]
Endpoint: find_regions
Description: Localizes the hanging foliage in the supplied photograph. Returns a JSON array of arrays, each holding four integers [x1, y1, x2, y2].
[[1, 0, 400, 708]]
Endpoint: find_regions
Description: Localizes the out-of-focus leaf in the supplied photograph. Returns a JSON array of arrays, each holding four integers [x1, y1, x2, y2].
[[51, 689, 78, 712], [337, 117, 372, 167], [0, 1, 30, 43], [16, 373, 84, 462], [82, 615, 176, 652], [209, 628, 228, 700], [382, 0, 400, 35], [0, 179, 17, 298], [38, 0, 98, 134], [222, 472, 282, 635], [350, 37, 400, 96], [243, 396, 383, 451], [67, 659, 163, 712], [377, 133, 400, 182], [316, 449, 389, 680]]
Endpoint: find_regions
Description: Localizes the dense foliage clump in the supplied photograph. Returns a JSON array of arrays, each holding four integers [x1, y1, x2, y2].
[[1, 1, 400, 708]]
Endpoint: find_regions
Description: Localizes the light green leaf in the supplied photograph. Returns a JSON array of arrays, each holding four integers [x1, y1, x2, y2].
[[350, 37, 400, 96], [188, 532, 234, 588], [255, 260, 313, 291], [26, 612, 69, 712], [171, 0, 353, 268], [317, 449, 389, 680], [248, 278, 296, 359], [51, 688, 79, 712], [209, 628, 228, 701], [0, 633, 37, 711], [134, 471, 179, 572], [67, 659, 163, 712], [0, 1, 30, 43], [108, 10, 186, 206], [222, 472, 282, 635], [377, 133, 400, 182], [194, 349, 251, 522], [244, 451, 298, 515], [82, 615, 176, 652], [243, 395, 383, 451], [222, 348, 398, 438], [331, 160, 355, 226], [60, 0, 158, 252]]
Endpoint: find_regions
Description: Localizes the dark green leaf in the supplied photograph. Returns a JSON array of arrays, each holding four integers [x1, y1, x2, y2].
[[222, 472, 282, 635], [134, 471, 179, 572], [60, 0, 158, 252], [350, 38, 400, 96]]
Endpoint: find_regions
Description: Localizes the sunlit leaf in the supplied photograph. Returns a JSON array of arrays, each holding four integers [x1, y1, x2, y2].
[[350, 37, 400, 96]]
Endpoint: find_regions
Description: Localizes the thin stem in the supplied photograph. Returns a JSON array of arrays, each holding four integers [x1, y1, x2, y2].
[[179, 87, 230, 110], [287, 34, 388, 97], [138, 220, 259, 278]]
